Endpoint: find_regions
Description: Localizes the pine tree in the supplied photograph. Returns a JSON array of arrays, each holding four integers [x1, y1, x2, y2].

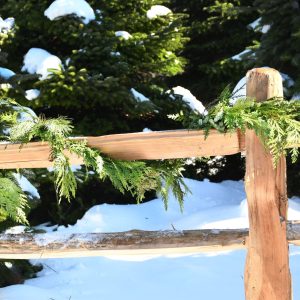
[[170, 0, 259, 103], [253, 0, 300, 96], [252, 0, 300, 197], [0, 0, 188, 135], [0, 0, 190, 225]]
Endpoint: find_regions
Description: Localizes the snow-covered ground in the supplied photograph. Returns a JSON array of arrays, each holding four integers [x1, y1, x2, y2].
[[2, 178, 300, 300]]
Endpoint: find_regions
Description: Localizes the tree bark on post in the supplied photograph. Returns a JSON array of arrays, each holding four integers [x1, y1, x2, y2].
[[244, 68, 291, 300]]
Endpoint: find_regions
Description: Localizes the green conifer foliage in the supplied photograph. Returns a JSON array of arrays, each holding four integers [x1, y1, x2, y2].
[[254, 0, 300, 94], [252, 1, 300, 197], [170, 0, 259, 102], [0, 0, 188, 135]]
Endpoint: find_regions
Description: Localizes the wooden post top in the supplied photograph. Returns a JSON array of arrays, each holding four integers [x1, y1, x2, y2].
[[246, 68, 283, 102]]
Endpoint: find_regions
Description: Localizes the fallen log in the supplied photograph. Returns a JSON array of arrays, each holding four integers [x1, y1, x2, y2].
[[0, 222, 300, 259]]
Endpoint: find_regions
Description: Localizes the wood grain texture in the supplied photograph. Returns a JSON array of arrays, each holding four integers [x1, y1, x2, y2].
[[244, 68, 291, 300], [0, 129, 244, 169], [1, 222, 300, 259], [0, 228, 248, 259]]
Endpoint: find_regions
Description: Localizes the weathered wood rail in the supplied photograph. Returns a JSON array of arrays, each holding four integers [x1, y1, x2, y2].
[[0, 129, 246, 169], [1, 222, 300, 259], [0, 68, 299, 300]]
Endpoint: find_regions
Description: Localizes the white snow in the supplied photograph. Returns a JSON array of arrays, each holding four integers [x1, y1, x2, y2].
[[142, 128, 152, 132], [248, 18, 271, 34], [17, 107, 37, 123], [248, 18, 261, 30], [281, 72, 294, 88], [172, 86, 206, 114], [44, 0, 95, 24], [292, 93, 300, 100], [146, 5, 172, 19], [4, 106, 37, 125], [3, 106, 37, 136], [25, 89, 40, 100], [231, 49, 251, 61], [0, 17, 14, 32], [22, 48, 62, 80], [262, 24, 271, 34], [115, 31, 132, 40], [130, 88, 149, 102], [111, 51, 121, 57], [65, 57, 71, 66], [230, 77, 247, 104], [14, 173, 40, 199], [5, 226, 27, 234], [0, 67, 15, 79], [2, 178, 300, 299]]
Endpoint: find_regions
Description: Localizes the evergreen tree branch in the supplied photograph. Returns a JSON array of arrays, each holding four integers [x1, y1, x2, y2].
[[170, 87, 300, 165]]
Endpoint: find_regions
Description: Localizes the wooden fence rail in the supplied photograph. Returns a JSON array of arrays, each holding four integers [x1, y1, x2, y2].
[[0, 67, 299, 300], [1, 222, 300, 259], [0, 129, 245, 169]]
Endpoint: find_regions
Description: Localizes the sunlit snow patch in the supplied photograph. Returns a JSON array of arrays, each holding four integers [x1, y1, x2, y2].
[[14, 173, 40, 199], [172, 86, 206, 114], [262, 24, 271, 34], [22, 48, 62, 80], [248, 18, 261, 30], [143, 128, 152, 132], [25, 89, 40, 100], [16, 106, 37, 122], [130, 88, 149, 102], [248, 18, 271, 34], [230, 77, 246, 105], [147, 5, 172, 19], [115, 31, 132, 40], [0, 67, 15, 79], [44, 0, 95, 24], [231, 49, 251, 61], [0, 17, 14, 32]]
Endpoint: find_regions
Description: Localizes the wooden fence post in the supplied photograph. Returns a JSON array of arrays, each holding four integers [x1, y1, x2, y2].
[[244, 68, 291, 300]]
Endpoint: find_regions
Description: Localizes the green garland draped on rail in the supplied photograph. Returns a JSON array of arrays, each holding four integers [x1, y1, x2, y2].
[[170, 87, 300, 164], [0, 98, 188, 224], [1, 87, 300, 224]]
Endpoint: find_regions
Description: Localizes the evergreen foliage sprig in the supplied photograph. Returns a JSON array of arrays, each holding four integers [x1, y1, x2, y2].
[[170, 86, 300, 164], [0, 171, 28, 225], [0, 98, 188, 224]]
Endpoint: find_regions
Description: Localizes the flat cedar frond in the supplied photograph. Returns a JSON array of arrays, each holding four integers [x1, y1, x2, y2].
[[10, 120, 36, 142], [148, 160, 190, 211], [102, 158, 189, 207], [102, 159, 153, 201], [42, 117, 73, 137], [0, 111, 18, 124], [1, 98, 190, 223], [5, 109, 188, 216], [171, 94, 300, 165], [0, 177, 29, 224], [53, 153, 77, 202]]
